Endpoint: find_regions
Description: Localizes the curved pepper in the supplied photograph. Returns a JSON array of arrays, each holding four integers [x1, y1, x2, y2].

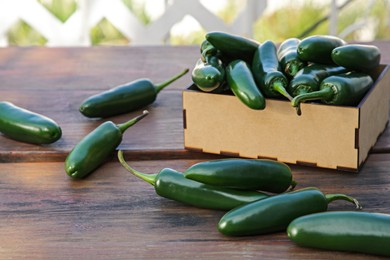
[[183, 158, 296, 193], [287, 211, 390, 257], [217, 187, 361, 236], [192, 56, 226, 93], [252, 41, 292, 101], [298, 35, 346, 64], [277, 38, 307, 78], [226, 60, 266, 110], [65, 110, 148, 179], [0, 101, 62, 144], [291, 72, 373, 115], [117, 150, 269, 211], [331, 44, 381, 72], [288, 64, 348, 97], [79, 69, 188, 118], [205, 31, 260, 63]]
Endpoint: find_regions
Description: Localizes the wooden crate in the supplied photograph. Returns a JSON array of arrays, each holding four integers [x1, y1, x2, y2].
[[183, 65, 390, 171]]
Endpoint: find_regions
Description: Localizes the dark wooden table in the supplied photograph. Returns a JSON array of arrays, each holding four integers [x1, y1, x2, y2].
[[1, 42, 390, 259]]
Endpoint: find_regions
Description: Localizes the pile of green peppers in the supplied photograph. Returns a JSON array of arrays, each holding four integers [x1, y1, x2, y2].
[[191, 32, 381, 115], [117, 150, 390, 257]]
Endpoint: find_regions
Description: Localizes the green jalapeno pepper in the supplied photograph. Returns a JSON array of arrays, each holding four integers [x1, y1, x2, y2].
[[226, 60, 266, 110], [200, 40, 221, 61], [65, 110, 148, 179], [252, 41, 292, 101], [183, 158, 296, 193], [287, 211, 390, 257], [217, 187, 361, 236], [0, 101, 62, 144], [298, 35, 346, 64], [292, 72, 373, 115], [79, 69, 188, 118], [288, 64, 348, 97], [331, 44, 381, 72], [118, 150, 269, 211], [192, 56, 226, 93], [205, 31, 260, 63], [277, 38, 307, 78]]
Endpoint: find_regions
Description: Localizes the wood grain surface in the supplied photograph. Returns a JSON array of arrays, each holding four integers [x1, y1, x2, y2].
[[1, 42, 390, 259]]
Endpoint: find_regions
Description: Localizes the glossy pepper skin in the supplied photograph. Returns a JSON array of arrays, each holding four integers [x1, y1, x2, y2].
[[292, 72, 373, 115], [0, 101, 62, 144], [226, 60, 266, 110], [287, 211, 390, 257], [277, 38, 307, 78], [79, 69, 188, 118], [288, 64, 348, 97], [192, 56, 226, 93], [183, 158, 296, 193], [252, 41, 293, 101], [205, 31, 260, 63], [117, 151, 269, 211], [65, 110, 148, 179], [331, 44, 381, 72], [298, 35, 346, 64], [217, 187, 361, 236]]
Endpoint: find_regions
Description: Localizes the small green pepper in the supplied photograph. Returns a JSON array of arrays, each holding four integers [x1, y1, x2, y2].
[[217, 187, 361, 236], [287, 211, 390, 257], [65, 111, 149, 179], [192, 56, 226, 93], [0, 101, 62, 144], [117, 151, 269, 211], [183, 158, 296, 193], [79, 69, 188, 118], [277, 38, 307, 78], [292, 72, 373, 115], [298, 35, 346, 64], [331, 44, 381, 72], [288, 64, 349, 109], [205, 31, 260, 63], [226, 60, 266, 110], [200, 40, 221, 61], [252, 40, 292, 101]]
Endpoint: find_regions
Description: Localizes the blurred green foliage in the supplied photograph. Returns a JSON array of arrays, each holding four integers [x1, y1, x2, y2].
[[5, 0, 390, 46]]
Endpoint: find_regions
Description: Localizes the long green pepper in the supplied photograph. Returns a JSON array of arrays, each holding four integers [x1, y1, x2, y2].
[[205, 31, 260, 63], [65, 110, 149, 179], [217, 187, 361, 236], [292, 72, 373, 115], [0, 101, 62, 145], [183, 158, 295, 193], [277, 38, 307, 78], [288, 211, 390, 257], [226, 60, 266, 110], [118, 151, 269, 211], [252, 41, 292, 101], [331, 44, 381, 72], [79, 69, 188, 118]]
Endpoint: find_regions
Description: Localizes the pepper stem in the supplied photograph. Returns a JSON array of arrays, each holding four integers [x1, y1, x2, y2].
[[117, 150, 157, 186], [289, 179, 298, 191], [117, 110, 149, 133], [155, 68, 189, 93], [325, 193, 362, 209], [291, 87, 335, 115], [273, 80, 293, 101], [286, 62, 300, 77]]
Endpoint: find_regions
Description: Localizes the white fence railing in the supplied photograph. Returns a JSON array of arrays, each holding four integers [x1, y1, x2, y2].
[[0, 0, 386, 47]]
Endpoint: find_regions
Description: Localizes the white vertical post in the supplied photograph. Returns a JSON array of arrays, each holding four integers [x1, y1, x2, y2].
[[329, 0, 338, 35]]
